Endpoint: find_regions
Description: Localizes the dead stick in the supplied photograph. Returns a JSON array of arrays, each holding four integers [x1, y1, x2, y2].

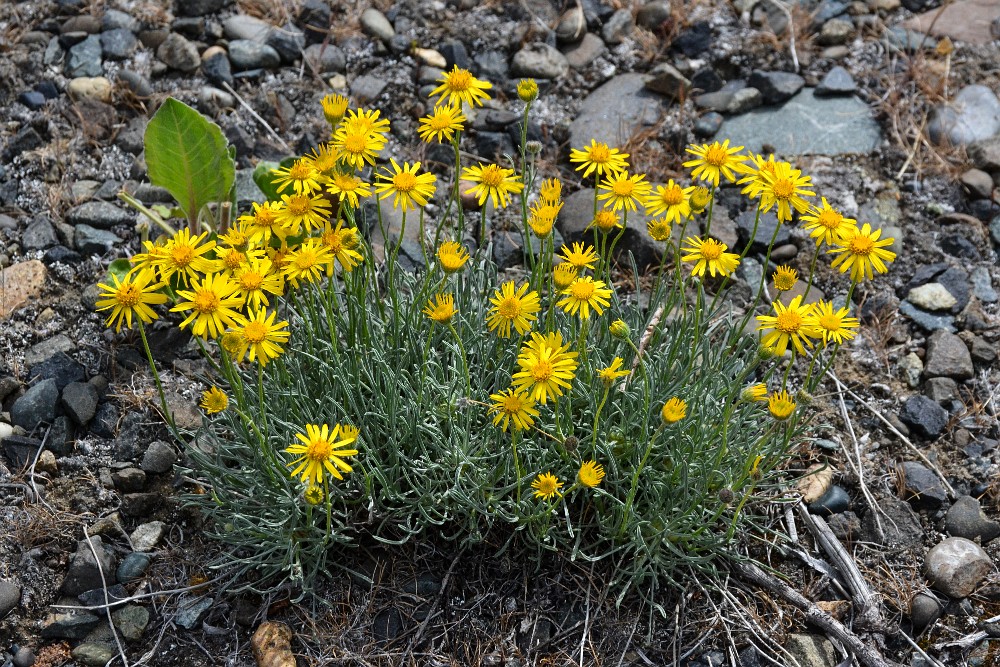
[[730, 560, 905, 667]]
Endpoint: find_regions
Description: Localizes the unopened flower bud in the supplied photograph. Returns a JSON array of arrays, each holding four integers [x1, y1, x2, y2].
[[690, 186, 711, 213], [795, 389, 813, 405], [517, 78, 539, 103], [525, 140, 543, 156], [718, 488, 735, 504], [304, 485, 325, 506], [609, 319, 630, 340]]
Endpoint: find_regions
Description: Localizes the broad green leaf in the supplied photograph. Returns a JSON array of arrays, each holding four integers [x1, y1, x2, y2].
[[144, 98, 235, 228], [253, 157, 295, 203], [107, 258, 133, 284]]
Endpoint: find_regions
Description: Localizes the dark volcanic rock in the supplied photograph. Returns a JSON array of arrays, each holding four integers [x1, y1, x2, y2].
[[898, 395, 949, 439]]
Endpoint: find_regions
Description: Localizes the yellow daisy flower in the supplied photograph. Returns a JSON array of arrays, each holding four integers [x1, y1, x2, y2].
[[811, 301, 859, 346], [772, 265, 798, 292], [285, 423, 359, 484], [430, 65, 492, 107], [644, 179, 694, 223], [278, 192, 332, 233], [320, 220, 364, 273], [487, 281, 540, 338], [596, 357, 630, 385], [155, 227, 218, 287], [418, 104, 466, 143], [375, 159, 437, 212], [742, 383, 768, 402], [326, 172, 372, 210], [462, 163, 524, 209], [216, 245, 265, 277], [531, 472, 563, 500], [661, 397, 687, 424], [827, 223, 897, 282], [577, 460, 605, 488], [597, 170, 652, 213], [569, 139, 629, 179], [647, 217, 672, 242], [271, 158, 324, 195], [304, 142, 339, 175], [558, 242, 598, 271], [756, 295, 819, 356], [689, 186, 712, 213], [234, 257, 284, 310], [489, 388, 539, 432], [588, 209, 621, 235], [757, 161, 815, 223], [341, 107, 391, 140], [800, 197, 856, 246], [95, 268, 168, 332], [512, 331, 579, 404], [528, 200, 562, 238], [683, 139, 745, 187], [199, 386, 228, 414], [557, 276, 612, 320], [321, 93, 349, 125], [733, 153, 779, 199], [228, 308, 290, 366], [171, 272, 246, 340], [283, 239, 335, 288], [767, 391, 796, 420], [680, 236, 740, 277], [437, 241, 470, 274], [240, 201, 289, 244], [539, 178, 562, 204], [423, 293, 456, 324], [332, 125, 385, 170], [516, 78, 539, 103], [553, 263, 579, 290]]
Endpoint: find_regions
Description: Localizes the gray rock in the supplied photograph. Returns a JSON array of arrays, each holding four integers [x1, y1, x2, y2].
[[117, 552, 152, 583], [100, 28, 137, 60], [637, 1, 672, 30], [726, 87, 763, 114], [946, 495, 1000, 544], [960, 168, 995, 199], [350, 74, 388, 103], [141, 441, 177, 474], [601, 8, 634, 45], [177, 0, 229, 15], [1, 435, 40, 470], [786, 634, 837, 667], [475, 50, 508, 81], [130, 521, 167, 551], [569, 74, 663, 148], [694, 111, 723, 137], [827, 511, 861, 542], [201, 48, 233, 86], [644, 62, 690, 98], [899, 395, 949, 439], [12, 646, 34, 667], [747, 70, 805, 105], [925, 330, 974, 380], [71, 643, 117, 667], [817, 18, 853, 45], [66, 35, 103, 77], [223, 14, 272, 41], [924, 376, 958, 403], [66, 201, 132, 229], [860, 496, 923, 548], [924, 537, 993, 598], [512, 42, 569, 80], [175, 596, 213, 629], [968, 136, 1000, 172], [927, 85, 1000, 147], [117, 70, 153, 97], [122, 492, 162, 517], [909, 592, 944, 633], [25, 334, 76, 367], [266, 22, 304, 62], [900, 461, 947, 510], [737, 208, 789, 252], [103, 8, 140, 32], [907, 283, 957, 311], [303, 43, 345, 74], [970, 336, 996, 365], [898, 300, 956, 333], [77, 583, 128, 607], [0, 579, 20, 618], [41, 607, 101, 639], [807, 485, 850, 516], [44, 36, 64, 67], [563, 32, 605, 70], [360, 8, 394, 42], [815, 65, 856, 96], [75, 224, 122, 255], [228, 39, 281, 70], [157, 33, 201, 72], [61, 381, 99, 425], [111, 467, 146, 492], [556, 5, 586, 44], [11, 378, 60, 430], [23, 217, 59, 251], [719, 88, 881, 155], [62, 536, 117, 596], [751, 0, 789, 34], [113, 604, 150, 641], [197, 86, 235, 115]]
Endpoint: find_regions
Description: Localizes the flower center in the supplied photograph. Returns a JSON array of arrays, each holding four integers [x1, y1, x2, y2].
[[448, 69, 472, 91], [255, 210, 276, 226], [705, 145, 728, 166], [611, 179, 634, 196], [243, 321, 268, 344], [193, 289, 220, 313], [818, 210, 842, 229], [289, 162, 313, 180], [498, 296, 521, 319], [594, 211, 617, 230], [570, 281, 595, 300], [700, 240, 723, 260], [305, 437, 332, 461], [772, 179, 794, 199], [335, 175, 358, 191], [589, 144, 610, 163], [323, 231, 344, 254], [661, 185, 684, 206], [393, 171, 418, 192], [117, 284, 141, 307], [502, 394, 523, 414], [295, 250, 318, 269], [479, 165, 505, 188], [287, 196, 310, 216], [531, 360, 554, 382], [239, 272, 264, 290], [223, 251, 245, 270], [849, 235, 874, 255], [171, 244, 195, 267], [818, 313, 841, 331], [775, 310, 802, 333], [430, 114, 453, 130], [343, 134, 366, 153]]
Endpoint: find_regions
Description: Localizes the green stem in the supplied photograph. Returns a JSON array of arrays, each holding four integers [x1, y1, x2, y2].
[[447, 322, 471, 395], [137, 321, 175, 432], [591, 384, 610, 458], [801, 243, 820, 301], [512, 430, 523, 503]]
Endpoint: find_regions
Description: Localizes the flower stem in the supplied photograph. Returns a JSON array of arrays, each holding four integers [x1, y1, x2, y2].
[[137, 321, 175, 432]]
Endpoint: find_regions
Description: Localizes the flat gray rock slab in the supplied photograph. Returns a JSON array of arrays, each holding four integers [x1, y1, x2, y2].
[[568, 73, 665, 149], [718, 88, 882, 156]]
